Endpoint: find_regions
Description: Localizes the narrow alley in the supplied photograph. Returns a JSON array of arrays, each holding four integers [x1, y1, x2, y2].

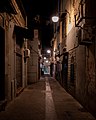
[[0, 76, 95, 120]]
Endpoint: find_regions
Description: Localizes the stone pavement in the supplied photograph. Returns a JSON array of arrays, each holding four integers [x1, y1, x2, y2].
[[0, 76, 96, 120]]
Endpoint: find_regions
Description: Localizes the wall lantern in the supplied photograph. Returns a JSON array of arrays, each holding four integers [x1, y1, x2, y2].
[[44, 57, 46, 60], [47, 49, 51, 54], [52, 16, 59, 22], [52, 9, 70, 23]]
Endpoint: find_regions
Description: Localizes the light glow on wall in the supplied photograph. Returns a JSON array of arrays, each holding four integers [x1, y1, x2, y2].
[[67, 23, 72, 34]]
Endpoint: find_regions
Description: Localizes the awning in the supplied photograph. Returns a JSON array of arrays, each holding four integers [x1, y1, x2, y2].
[[0, 0, 17, 14], [14, 25, 33, 40]]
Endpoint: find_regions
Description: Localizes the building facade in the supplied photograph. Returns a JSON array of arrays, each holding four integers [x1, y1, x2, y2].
[[0, 0, 34, 110], [52, 0, 96, 117], [27, 29, 41, 84]]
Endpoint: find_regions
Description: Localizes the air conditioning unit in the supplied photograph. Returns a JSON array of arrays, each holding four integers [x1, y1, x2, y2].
[[24, 49, 30, 58], [77, 26, 93, 45]]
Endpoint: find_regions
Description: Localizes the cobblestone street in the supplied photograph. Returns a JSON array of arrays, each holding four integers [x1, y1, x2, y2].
[[0, 77, 95, 120]]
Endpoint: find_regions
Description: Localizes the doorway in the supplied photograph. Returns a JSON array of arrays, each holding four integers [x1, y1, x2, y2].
[[0, 27, 5, 101]]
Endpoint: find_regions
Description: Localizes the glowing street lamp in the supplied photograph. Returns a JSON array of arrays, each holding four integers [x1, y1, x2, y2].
[[52, 10, 70, 23], [47, 50, 51, 54], [45, 60, 48, 63], [44, 57, 46, 60], [52, 16, 59, 22]]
